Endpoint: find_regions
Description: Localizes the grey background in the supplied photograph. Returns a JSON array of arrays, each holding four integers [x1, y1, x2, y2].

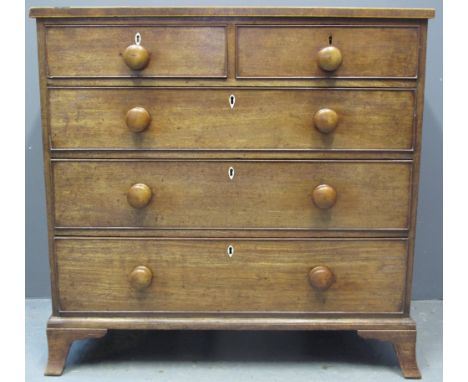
[[25, 0, 442, 299]]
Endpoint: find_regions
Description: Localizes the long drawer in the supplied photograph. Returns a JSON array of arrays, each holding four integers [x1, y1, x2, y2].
[[45, 25, 227, 78], [49, 88, 415, 151], [53, 161, 411, 230], [237, 25, 419, 78], [55, 238, 407, 314]]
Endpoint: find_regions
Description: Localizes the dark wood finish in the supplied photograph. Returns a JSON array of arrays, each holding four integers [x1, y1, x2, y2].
[[31, 6, 433, 378], [358, 330, 421, 379], [52, 161, 411, 230], [55, 238, 406, 313], [237, 26, 420, 79], [45, 26, 227, 78], [45, 328, 107, 376], [48, 88, 415, 151]]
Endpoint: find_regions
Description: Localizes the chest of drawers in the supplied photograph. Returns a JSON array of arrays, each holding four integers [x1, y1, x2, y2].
[[30, 7, 434, 378]]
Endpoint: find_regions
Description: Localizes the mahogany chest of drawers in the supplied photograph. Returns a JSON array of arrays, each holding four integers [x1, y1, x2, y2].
[[30, 7, 434, 378]]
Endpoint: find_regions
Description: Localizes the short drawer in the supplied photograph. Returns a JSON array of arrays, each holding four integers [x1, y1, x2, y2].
[[49, 88, 415, 151], [56, 238, 407, 314], [53, 161, 411, 230], [45, 26, 227, 78], [237, 26, 419, 78]]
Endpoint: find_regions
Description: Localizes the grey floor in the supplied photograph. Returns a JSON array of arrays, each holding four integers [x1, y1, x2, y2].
[[26, 300, 442, 381]]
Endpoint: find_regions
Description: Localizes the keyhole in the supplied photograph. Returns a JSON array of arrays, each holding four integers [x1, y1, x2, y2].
[[227, 245, 234, 257], [228, 166, 235, 180], [328, 34, 333, 45], [135, 32, 141, 45], [229, 94, 236, 109]]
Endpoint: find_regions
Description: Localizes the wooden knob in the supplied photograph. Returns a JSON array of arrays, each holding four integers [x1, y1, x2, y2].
[[317, 46, 342, 72], [126, 107, 151, 133], [123, 44, 150, 70], [127, 183, 152, 209], [312, 184, 337, 209], [314, 108, 339, 134], [308, 266, 335, 291], [129, 265, 153, 291]]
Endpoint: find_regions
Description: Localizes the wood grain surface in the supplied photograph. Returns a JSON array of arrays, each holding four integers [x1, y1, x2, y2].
[[237, 26, 419, 78], [55, 238, 407, 313], [30, 7, 435, 19], [49, 88, 415, 151], [52, 160, 411, 230], [45, 26, 227, 78]]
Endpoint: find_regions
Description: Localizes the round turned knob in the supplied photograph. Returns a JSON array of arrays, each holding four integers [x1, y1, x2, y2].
[[129, 265, 153, 291], [308, 266, 335, 291], [123, 44, 150, 70], [312, 184, 337, 209], [317, 46, 342, 72], [314, 108, 339, 134], [127, 183, 152, 209], [126, 107, 151, 133]]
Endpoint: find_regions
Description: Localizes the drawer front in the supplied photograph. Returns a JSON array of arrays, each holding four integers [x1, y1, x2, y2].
[[45, 26, 227, 78], [56, 239, 406, 314], [50, 88, 415, 151], [237, 26, 419, 78], [53, 161, 411, 230]]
